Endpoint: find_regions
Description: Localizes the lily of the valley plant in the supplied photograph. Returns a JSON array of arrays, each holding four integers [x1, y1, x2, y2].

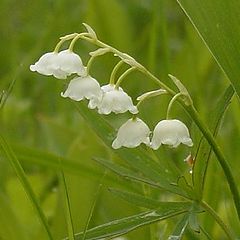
[[30, 24, 193, 152], [30, 24, 239, 240]]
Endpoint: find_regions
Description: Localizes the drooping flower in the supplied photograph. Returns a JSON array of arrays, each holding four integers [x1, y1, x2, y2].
[[151, 119, 193, 150], [112, 117, 150, 149], [97, 84, 138, 115], [56, 50, 86, 77], [61, 76, 102, 109], [30, 52, 58, 76], [30, 50, 86, 79]]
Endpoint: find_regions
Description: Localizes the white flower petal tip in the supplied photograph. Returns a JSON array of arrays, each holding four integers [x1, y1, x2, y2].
[[30, 50, 86, 79], [97, 84, 138, 115], [151, 119, 193, 150], [112, 118, 150, 149], [61, 76, 102, 106], [30, 52, 58, 75]]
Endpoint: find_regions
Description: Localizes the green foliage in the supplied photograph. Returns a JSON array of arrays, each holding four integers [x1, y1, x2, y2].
[[0, 0, 240, 239]]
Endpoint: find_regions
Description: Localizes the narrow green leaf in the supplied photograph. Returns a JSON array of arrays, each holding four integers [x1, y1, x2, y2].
[[65, 204, 190, 240], [82, 175, 105, 240], [0, 77, 16, 110], [109, 188, 190, 210], [193, 85, 234, 197], [12, 144, 133, 191], [94, 157, 189, 198], [0, 134, 53, 240], [189, 212, 200, 233], [168, 213, 189, 240], [176, 0, 240, 99], [59, 166, 75, 240], [200, 226, 214, 240]]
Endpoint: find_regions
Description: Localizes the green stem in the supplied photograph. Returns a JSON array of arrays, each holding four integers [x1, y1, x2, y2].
[[200, 200, 235, 240], [54, 33, 78, 53], [75, 34, 240, 221], [0, 134, 53, 240], [136, 89, 167, 109], [166, 92, 184, 119], [54, 39, 65, 53], [69, 33, 90, 52], [86, 55, 96, 75], [185, 106, 240, 220], [115, 67, 136, 89], [109, 60, 124, 85]]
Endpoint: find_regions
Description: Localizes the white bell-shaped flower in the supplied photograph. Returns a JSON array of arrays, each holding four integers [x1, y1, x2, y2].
[[151, 119, 193, 150], [112, 117, 150, 149], [61, 76, 102, 109], [97, 84, 138, 115], [30, 50, 86, 79], [56, 50, 86, 77], [30, 52, 58, 76]]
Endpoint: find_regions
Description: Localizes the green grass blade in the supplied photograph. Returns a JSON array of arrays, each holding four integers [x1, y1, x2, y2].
[[193, 85, 234, 197], [168, 213, 189, 240], [66, 203, 190, 240], [82, 174, 105, 240], [59, 165, 75, 240], [0, 134, 53, 240], [176, 0, 240, 99], [0, 77, 16, 110], [12, 144, 136, 192], [94, 157, 190, 198], [109, 188, 167, 209]]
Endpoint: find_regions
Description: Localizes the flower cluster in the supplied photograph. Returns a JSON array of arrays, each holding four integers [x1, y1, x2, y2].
[[30, 24, 193, 152]]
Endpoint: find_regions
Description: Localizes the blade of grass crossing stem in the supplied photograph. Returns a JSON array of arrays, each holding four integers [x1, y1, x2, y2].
[[193, 85, 234, 198], [0, 134, 53, 240], [82, 173, 106, 240], [59, 164, 75, 240]]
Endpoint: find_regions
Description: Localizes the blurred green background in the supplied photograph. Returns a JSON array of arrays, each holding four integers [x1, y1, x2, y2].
[[0, 0, 239, 239]]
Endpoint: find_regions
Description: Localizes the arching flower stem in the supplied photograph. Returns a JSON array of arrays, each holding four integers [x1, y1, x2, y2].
[[68, 33, 91, 52], [54, 33, 78, 53], [86, 55, 96, 75], [166, 92, 185, 119], [109, 60, 124, 85], [115, 67, 136, 89]]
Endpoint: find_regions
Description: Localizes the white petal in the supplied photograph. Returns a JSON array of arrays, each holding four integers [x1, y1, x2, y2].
[[30, 52, 58, 75], [97, 85, 138, 115], [112, 118, 150, 149], [101, 84, 123, 93], [151, 119, 193, 149], [58, 50, 86, 76], [61, 76, 102, 102]]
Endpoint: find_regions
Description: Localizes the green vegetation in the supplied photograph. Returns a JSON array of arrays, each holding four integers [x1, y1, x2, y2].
[[1, 0, 240, 239]]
